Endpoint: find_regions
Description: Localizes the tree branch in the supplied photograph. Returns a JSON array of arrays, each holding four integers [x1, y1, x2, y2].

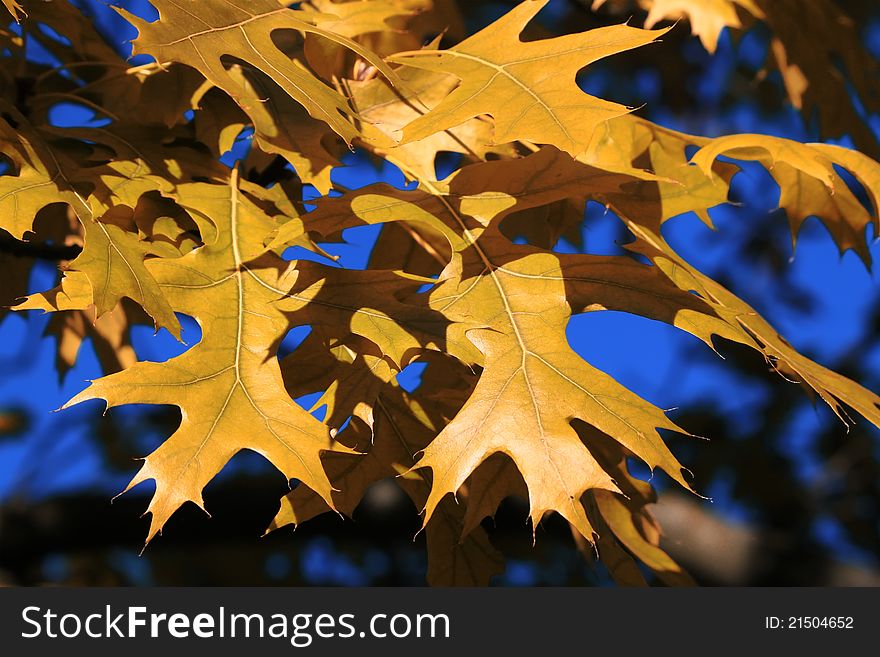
[[0, 233, 82, 261]]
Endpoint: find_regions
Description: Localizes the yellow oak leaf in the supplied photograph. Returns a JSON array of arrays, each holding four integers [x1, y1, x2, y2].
[[0, 115, 205, 335], [300, 156, 696, 543], [387, 0, 667, 157], [120, 0, 399, 144], [16, 270, 93, 313], [347, 64, 516, 182], [577, 116, 733, 236], [416, 236, 692, 542], [67, 208, 181, 338], [219, 63, 343, 194], [593, 0, 759, 53], [64, 172, 351, 544], [303, 0, 418, 79], [692, 134, 880, 265], [1, 0, 23, 21], [0, 114, 92, 239]]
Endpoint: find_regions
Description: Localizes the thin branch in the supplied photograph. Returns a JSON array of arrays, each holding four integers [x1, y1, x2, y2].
[[0, 233, 81, 261]]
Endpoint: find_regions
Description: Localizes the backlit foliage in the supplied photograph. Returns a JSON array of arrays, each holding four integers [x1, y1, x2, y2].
[[2, 0, 879, 586]]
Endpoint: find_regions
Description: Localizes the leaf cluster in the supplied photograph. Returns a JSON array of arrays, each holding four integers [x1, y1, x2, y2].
[[2, 0, 879, 585]]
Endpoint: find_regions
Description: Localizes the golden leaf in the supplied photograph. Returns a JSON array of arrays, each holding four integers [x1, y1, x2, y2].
[[692, 134, 880, 265], [388, 0, 667, 157], [1, 0, 23, 21], [64, 172, 351, 544], [121, 0, 399, 144]]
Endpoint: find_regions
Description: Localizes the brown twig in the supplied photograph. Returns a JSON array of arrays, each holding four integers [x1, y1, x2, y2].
[[0, 233, 81, 261]]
